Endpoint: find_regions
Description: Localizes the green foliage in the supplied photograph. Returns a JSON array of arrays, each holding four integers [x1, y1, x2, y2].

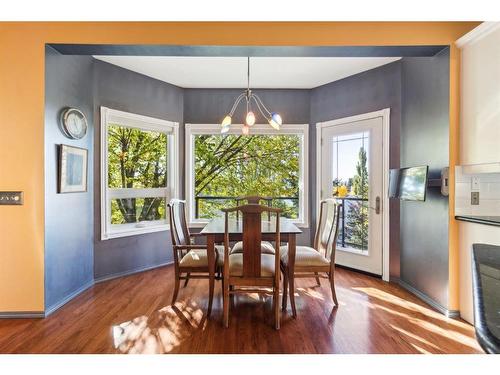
[[194, 134, 300, 219], [344, 147, 369, 250], [108, 124, 168, 224], [351, 147, 369, 199]]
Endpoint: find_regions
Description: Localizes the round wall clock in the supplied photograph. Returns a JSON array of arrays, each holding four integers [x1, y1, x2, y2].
[[60, 107, 88, 140]]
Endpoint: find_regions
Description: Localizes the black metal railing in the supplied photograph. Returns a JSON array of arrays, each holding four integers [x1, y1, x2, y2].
[[194, 195, 299, 219], [336, 196, 369, 249]]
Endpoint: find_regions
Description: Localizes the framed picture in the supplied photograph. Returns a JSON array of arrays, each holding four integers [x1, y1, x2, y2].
[[58, 144, 88, 193]]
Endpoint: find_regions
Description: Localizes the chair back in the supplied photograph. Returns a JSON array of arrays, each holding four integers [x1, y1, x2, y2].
[[313, 199, 342, 262], [235, 195, 272, 206], [235, 196, 272, 221], [167, 199, 191, 247], [222, 204, 282, 278]]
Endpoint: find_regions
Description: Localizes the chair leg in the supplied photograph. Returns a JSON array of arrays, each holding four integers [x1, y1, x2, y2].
[[223, 281, 230, 328], [315, 272, 321, 286], [184, 273, 190, 287], [207, 274, 215, 318], [282, 267, 288, 311], [329, 271, 338, 306], [171, 273, 180, 305], [274, 284, 280, 330], [289, 271, 297, 318]]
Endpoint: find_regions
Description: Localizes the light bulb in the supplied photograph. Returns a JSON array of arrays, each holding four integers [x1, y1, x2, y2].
[[221, 115, 232, 127], [242, 124, 250, 135], [220, 115, 231, 134], [272, 112, 282, 125], [269, 112, 282, 130], [245, 111, 256, 126]]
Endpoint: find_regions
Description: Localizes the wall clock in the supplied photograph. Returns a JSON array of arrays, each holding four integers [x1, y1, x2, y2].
[[60, 107, 88, 140]]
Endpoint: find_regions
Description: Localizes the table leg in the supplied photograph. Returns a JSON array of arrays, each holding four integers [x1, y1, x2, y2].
[[206, 234, 216, 318], [288, 234, 297, 318]]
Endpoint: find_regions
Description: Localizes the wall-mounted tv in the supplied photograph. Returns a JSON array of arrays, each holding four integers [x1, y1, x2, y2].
[[388, 166, 429, 201]]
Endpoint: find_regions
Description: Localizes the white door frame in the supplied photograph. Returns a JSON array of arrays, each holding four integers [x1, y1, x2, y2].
[[316, 108, 391, 282]]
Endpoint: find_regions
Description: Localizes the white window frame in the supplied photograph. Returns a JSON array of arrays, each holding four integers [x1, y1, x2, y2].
[[185, 123, 309, 228], [100, 106, 179, 240]]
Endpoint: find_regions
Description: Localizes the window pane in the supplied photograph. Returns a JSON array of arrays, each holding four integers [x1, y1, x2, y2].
[[108, 124, 168, 189], [331, 131, 369, 252], [194, 134, 300, 219], [111, 197, 166, 224]]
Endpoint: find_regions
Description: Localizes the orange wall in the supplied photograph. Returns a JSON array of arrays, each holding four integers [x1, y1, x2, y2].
[[0, 22, 479, 312]]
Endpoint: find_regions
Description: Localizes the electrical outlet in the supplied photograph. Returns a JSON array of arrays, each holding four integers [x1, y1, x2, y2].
[[471, 177, 480, 191], [471, 191, 480, 205]]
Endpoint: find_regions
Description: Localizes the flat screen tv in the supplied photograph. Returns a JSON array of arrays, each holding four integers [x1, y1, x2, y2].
[[388, 166, 429, 201]]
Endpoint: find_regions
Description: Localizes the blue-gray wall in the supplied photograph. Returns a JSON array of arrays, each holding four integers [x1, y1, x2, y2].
[[44, 46, 94, 312], [92, 60, 184, 281], [400, 48, 450, 310], [310, 60, 402, 277]]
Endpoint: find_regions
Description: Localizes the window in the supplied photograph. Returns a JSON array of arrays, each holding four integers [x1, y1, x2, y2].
[[185, 123, 309, 227], [101, 107, 179, 239]]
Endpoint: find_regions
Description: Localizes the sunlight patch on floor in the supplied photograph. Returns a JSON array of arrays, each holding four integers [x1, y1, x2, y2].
[[354, 287, 474, 331], [111, 300, 204, 354]]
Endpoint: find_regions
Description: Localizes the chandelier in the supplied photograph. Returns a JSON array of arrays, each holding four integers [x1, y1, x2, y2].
[[220, 57, 282, 135]]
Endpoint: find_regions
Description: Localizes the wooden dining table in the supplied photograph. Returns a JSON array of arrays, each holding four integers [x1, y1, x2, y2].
[[199, 217, 302, 316]]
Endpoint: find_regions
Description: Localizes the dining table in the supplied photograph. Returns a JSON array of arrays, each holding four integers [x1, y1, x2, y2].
[[199, 217, 302, 316]]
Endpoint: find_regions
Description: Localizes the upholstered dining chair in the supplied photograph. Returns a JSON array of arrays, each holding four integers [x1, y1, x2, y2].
[[231, 195, 275, 255], [221, 204, 282, 329], [167, 199, 223, 316], [280, 199, 342, 317]]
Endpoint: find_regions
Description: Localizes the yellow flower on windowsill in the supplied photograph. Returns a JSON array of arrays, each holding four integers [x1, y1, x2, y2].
[[334, 185, 348, 198]]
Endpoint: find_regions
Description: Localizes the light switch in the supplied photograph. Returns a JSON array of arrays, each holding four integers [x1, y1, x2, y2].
[[471, 177, 480, 191], [0, 191, 23, 205]]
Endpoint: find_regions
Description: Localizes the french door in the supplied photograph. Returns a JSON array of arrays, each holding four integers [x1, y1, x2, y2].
[[318, 112, 387, 276]]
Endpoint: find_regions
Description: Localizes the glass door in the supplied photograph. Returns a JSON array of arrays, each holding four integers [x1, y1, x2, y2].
[[320, 116, 383, 275]]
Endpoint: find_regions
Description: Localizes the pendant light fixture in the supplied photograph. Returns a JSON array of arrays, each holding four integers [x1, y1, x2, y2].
[[220, 57, 283, 134]]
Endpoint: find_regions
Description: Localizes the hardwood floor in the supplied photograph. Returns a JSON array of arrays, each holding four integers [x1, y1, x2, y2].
[[0, 265, 482, 354]]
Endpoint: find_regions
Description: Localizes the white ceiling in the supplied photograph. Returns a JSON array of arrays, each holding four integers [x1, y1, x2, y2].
[[93, 56, 401, 89]]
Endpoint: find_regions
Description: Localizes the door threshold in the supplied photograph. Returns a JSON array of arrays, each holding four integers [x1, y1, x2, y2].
[[335, 264, 382, 279]]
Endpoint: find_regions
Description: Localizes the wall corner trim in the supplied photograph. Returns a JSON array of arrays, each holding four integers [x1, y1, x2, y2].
[[45, 280, 95, 317], [456, 22, 500, 48], [94, 261, 174, 284], [396, 278, 460, 318]]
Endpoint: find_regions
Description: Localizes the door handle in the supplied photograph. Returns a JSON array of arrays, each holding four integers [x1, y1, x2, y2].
[[369, 196, 381, 214]]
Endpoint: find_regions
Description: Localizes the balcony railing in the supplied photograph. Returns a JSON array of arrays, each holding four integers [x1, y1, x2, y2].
[[194, 195, 368, 250], [336, 196, 369, 250], [194, 195, 299, 219]]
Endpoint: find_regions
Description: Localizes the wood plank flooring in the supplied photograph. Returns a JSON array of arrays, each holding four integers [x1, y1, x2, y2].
[[0, 265, 482, 354]]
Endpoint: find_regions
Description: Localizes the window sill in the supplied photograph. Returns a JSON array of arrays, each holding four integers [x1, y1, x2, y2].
[[102, 223, 170, 240]]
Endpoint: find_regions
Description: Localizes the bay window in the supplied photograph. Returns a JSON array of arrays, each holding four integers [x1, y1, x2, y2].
[[185, 123, 309, 227], [101, 107, 179, 239]]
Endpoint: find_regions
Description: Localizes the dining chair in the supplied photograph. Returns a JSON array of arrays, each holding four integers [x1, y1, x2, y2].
[[232, 195, 274, 254], [167, 199, 224, 316], [221, 204, 282, 329], [280, 199, 342, 317]]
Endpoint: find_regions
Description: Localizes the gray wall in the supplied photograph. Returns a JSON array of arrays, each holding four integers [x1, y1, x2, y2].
[[310, 61, 402, 277], [93, 60, 184, 280], [399, 48, 450, 309], [44, 46, 94, 311], [184, 88, 312, 245]]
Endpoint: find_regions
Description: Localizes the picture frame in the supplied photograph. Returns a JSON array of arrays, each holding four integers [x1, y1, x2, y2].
[[58, 144, 88, 193]]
